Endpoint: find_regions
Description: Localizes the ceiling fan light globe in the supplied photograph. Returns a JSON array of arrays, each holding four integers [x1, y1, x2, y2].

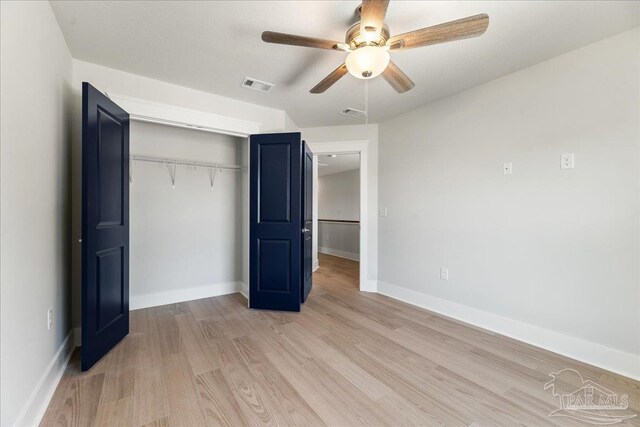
[[363, 28, 379, 43], [345, 46, 390, 80]]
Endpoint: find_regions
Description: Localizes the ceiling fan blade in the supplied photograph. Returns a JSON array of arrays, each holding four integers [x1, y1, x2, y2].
[[360, 0, 390, 35], [381, 61, 415, 93], [310, 63, 349, 94], [262, 31, 342, 50], [387, 13, 489, 50]]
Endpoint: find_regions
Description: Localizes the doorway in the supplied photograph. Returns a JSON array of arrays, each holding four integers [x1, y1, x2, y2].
[[308, 141, 369, 292], [316, 153, 361, 291]]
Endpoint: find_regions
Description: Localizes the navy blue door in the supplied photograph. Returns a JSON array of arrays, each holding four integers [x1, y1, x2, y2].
[[250, 132, 302, 311], [82, 82, 130, 371], [301, 142, 313, 303]]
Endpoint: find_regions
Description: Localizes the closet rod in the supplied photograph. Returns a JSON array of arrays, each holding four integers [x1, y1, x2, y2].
[[130, 154, 243, 172]]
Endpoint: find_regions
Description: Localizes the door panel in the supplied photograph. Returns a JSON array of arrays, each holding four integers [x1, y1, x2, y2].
[[258, 239, 291, 292], [258, 143, 291, 222], [82, 82, 130, 371], [250, 132, 302, 312], [95, 246, 125, 332], [96, 108, 125, 227], [302, 142, 313, 303]]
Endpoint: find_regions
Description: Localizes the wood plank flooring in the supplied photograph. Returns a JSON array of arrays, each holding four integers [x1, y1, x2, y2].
[[41, 253, 639, 426]]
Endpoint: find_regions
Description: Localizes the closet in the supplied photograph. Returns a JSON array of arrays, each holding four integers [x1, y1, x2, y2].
[[129, 122, 244, 309], [80, 83, 312, 371]]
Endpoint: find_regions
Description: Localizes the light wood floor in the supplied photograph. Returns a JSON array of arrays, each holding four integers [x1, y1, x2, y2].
[[42, 253, 639, 426]]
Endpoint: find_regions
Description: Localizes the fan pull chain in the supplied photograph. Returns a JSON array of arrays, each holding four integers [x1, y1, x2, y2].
[[364, 79, 369, 125]]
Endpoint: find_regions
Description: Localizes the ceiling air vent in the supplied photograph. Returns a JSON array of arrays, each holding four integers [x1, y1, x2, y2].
[[241, 77, 274, 93], [340, 107, 366, 119]]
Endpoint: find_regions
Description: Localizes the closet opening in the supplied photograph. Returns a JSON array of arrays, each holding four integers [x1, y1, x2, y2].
[[128, 121, 248, 310], [80, 83, 257, 370]]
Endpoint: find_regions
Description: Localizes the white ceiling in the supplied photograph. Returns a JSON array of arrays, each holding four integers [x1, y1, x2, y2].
[[318, 153, 360, 176], [50, 1, 639, 128]]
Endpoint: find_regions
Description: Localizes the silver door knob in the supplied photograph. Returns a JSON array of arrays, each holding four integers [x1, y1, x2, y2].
[[302, 228, 310, 233]]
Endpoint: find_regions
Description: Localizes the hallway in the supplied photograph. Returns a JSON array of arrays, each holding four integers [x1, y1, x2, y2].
[[314, 253, 359, 292]]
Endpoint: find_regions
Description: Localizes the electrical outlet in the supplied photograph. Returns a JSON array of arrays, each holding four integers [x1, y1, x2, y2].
[[561, 153, 575, 169], [379, 207, 388, 217], [440, 267, 449, 281], [47, 308, 53, 330], [503, 162, 512, 175]]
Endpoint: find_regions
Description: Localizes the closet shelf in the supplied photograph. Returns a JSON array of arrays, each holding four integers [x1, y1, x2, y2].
[[130, 154, 243, 172], [129, 154, 243, 189]]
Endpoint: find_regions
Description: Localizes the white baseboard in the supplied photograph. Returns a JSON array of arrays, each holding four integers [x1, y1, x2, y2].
[[238, 281, 248, 299], [362, 279, 378, 293], [14, 330, 75, 427], [318, 247, 359, 261], [313, 258, 319, 272], [377, 281, 640, 381], [130, 281, 242, 310]]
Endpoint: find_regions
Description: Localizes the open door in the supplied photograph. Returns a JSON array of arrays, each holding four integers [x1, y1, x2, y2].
[[301, 142, 313, 303], [81, 82, 130, 371], [249, 132, 302, 311]]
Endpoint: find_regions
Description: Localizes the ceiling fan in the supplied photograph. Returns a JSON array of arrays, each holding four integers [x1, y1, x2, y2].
[[262, 0, 489, 94]]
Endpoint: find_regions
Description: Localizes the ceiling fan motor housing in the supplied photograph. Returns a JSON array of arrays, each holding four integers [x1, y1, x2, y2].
[[346, 22, 390, 49]]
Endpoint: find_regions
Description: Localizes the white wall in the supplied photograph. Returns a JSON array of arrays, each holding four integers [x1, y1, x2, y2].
[[0, 2, 73, 425], [301, 124, 378, 288], [318, 169, 360, 260], [72, 59, 289, 132], [284, 112, 299, 132], [378, 29, 640, 378], [129, 122, 244, 308], [318, 169, 360, 220], [70, 60, 293, 326], [318, 222, 360, 261]]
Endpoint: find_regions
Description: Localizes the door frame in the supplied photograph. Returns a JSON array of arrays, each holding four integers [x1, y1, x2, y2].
[[307, 140, 369, 292]]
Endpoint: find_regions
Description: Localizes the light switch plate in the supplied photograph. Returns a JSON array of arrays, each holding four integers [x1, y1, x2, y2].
[[561, 153, 575, 169], [440, 267, 449, 280], [379, 207, 388, 217], [503, 162, 512, 175]]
